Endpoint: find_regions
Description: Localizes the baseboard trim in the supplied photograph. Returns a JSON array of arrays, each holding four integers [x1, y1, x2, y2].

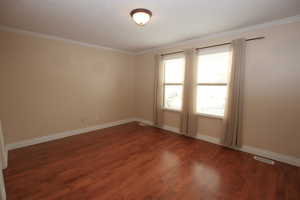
[[5, 118, 300, 167], [134, 118, 181, 134], [134, 118, 300, 167], [239, 145, 300, 167], [195, 134, 221, 145], [6, 118, 136, 151]]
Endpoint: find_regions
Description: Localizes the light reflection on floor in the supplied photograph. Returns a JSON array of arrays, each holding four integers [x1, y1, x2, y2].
[[192, 161, 220, 196]]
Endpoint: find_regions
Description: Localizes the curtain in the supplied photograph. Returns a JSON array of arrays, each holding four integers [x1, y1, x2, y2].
[[222, 38, 246, 147], [153, 54, 164, 127], [180, 49, 198, 136]]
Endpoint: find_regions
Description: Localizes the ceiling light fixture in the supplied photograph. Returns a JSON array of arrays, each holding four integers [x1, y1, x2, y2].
[[130, 8, 152, 26]]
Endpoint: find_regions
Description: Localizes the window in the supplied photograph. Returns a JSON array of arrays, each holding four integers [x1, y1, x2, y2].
[[163, 56, 185, 110], [196, 47, 231, 117]]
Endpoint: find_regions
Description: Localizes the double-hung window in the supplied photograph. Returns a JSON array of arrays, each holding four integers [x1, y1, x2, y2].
[[163, 55, 185, 111], [196, 46, 231, 117]]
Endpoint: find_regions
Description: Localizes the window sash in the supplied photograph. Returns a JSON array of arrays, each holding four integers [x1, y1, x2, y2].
[[163, 84, 183, 111], [162, 54, 185, 111], [163, 69, 184, 110], [196, 85, 227, 117], [197, 46, 231, 84], [163, 61, 185, 84], [196, 47, 230, 117], [196, 83, 228, 116]]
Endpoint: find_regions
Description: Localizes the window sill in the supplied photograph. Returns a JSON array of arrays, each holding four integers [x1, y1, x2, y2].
[[162, 109, 223, 120], [162, 108, 182, 113], [197, 113, 224, 120]]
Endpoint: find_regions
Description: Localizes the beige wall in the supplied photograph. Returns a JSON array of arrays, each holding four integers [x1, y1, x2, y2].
[[0, 22, 299, 159], [134, 22, 300, 158], [0, 31, 135, 144]]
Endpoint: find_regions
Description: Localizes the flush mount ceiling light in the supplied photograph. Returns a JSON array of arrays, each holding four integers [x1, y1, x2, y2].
[[130, 8, 152, 26]]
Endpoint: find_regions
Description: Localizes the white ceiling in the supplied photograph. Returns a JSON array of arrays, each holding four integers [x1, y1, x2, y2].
[[0, 0, 300, 53]]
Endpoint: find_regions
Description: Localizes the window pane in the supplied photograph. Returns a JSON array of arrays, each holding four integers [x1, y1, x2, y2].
[[164, 85, 183, 110], [164, 58, 184, 83], [197, 51, 230, 83], [197, 85, 227, 116]]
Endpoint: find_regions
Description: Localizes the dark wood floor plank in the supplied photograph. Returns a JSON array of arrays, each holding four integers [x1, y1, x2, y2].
[[4, 122, 300, 200]]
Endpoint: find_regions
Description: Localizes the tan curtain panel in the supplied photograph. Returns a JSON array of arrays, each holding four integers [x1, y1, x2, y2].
[[180, 49, 198, 136], [222, 38, 246, 147], [153, 54, 164, 127]]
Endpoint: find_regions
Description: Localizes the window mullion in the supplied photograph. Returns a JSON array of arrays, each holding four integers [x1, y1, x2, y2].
[[164, 83, 183, 86], [197, 83, 227, 86]]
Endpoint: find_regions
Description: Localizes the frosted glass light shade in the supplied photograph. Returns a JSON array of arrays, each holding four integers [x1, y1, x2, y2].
[[130, 9, 152, 26]]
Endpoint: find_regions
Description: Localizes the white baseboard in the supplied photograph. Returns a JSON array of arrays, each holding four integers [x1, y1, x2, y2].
[[135, 118, 182, 135], [240, 145, 300, 167], [5, 117, 300, 167], [134, 118, 300, 167], [134, 118, 153, 126], [6, 118, 136, 151], [162, 125, 181, 134], [195, 134, 221, 145]]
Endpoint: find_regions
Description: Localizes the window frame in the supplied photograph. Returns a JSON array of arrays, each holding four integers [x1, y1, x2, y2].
[[196, 46, 231, 119], [162, 54, 185, 111]]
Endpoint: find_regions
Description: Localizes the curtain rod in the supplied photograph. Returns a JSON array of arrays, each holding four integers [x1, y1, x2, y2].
[[161, 36, 265, 56], [161, 51, 185, 57], [196, 36, 265, 50]]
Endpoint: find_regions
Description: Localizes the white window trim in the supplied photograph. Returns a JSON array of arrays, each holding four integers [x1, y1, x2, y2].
[[197, 112, 224, 120]]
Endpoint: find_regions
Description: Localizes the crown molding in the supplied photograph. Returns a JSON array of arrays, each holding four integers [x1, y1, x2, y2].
[[0, 25, 135, 55], [136, 14, 300, 55], [1, 15, 300, 56]]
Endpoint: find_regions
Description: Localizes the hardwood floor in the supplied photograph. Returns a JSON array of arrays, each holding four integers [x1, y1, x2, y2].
[[4, 122, 300, 200]]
